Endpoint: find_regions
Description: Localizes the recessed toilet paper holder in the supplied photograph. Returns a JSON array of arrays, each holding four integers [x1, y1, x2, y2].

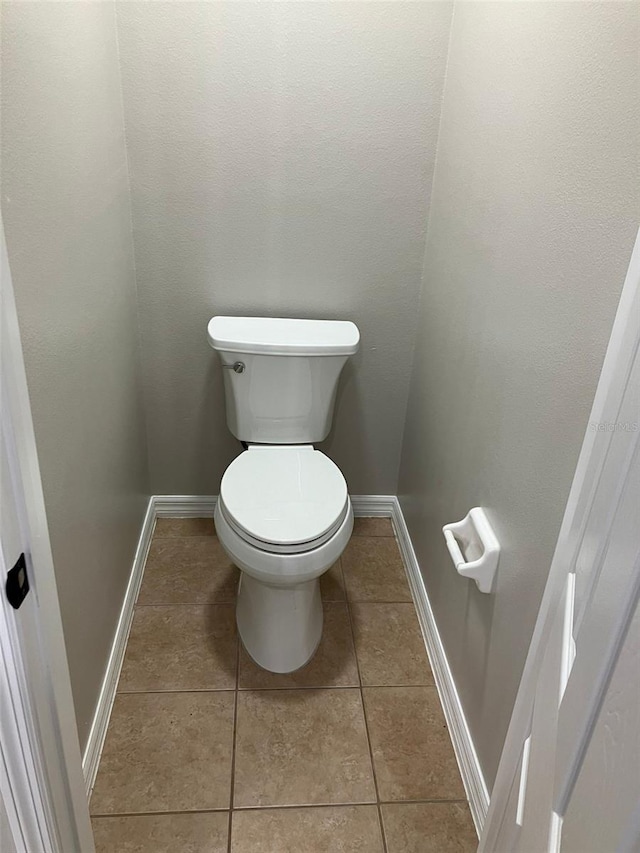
[[442, 507, 500, 594]]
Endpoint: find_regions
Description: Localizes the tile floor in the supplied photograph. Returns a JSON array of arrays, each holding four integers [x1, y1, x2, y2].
[[90, 517, 478, 852]]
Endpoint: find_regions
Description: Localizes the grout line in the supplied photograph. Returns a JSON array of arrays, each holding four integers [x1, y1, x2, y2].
[[351, 535, 395, 539], [227, 639, 241, 852], [151, 535, 217, 540], [133, 603, 235, 607], [115, 683, 438, 696], [338, 599, 415, 605], [345, 599, 415, 605], [381, 799, 469, 806], [133, 602, 237, 608], [377, 805, 389, 851], [236, 683, 358, 691], [114, 689, 236, 697], [91, 809, 230, 818], [351, 683, 440, 692], [151, 533, 217, 538], [116, 685, 359, 696], [134, 599, 414, 607], [116, 684, 438, 698], [236, 681, 435, 691], [343, 586, 389, 853], [91, 798, 471, 819]]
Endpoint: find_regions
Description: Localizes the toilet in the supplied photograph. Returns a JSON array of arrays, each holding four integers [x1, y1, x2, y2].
[[207, 316, 360, 673]]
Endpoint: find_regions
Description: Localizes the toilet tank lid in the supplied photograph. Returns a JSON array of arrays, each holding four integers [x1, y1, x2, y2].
[[207, 316, 360, 356]]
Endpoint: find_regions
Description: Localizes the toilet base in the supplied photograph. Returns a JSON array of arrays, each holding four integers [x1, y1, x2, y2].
[[236, 572, 323, 673]]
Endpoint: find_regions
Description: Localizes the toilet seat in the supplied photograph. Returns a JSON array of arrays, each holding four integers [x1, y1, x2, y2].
[[219, 445, 348, 555]]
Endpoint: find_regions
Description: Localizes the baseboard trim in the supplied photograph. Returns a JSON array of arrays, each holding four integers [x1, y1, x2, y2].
[[350, 495, 396, 517], [82, 492, 488, 834], [390, 497, 490, 836], [82, 497, 156, 797], [152, 494, 397, 519], [153, 495, 217, 517]]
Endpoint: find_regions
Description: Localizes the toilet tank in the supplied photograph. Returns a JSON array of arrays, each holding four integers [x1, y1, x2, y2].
[[207, 316, 359, 444]]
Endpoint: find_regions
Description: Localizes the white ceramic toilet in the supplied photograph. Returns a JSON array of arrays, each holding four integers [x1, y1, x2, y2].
[[208, 316, 359, 673]]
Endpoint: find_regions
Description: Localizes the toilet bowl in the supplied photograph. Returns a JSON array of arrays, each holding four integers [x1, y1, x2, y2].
[[208, 315, 360, 673], [214, 444, 353, 672]]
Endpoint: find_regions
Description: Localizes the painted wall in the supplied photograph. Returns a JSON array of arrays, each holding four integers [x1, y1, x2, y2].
[[114, 0, 453, 495], [398, 0, 639, 789], [1, 2, 150, 751]]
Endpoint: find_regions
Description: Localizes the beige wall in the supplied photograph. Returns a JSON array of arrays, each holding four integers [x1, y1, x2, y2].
[[398, 1, 639, 789], [1, 2, 150, 751], [114, 0, 453, 495]]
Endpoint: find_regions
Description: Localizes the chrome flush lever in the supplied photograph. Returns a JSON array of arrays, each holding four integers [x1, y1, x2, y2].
[[221, 361, 245, 374]]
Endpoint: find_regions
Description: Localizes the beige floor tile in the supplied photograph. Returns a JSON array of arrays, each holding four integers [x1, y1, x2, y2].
[[231, 805, 384, 852], [92, 812, 228, 853], [138, 537, 239, 604], [381, 803, 477, 853], [154, 517, 215, 537], [351, 603, 433, 686], [233, 689, 376, 807], [352, 517, 394, 537], [342, 538, 411, 602], [239, 604, 358, 689], [319, 560, 346, 600], [363, 686, 465, 801], [90, 692, 234, 814], [118, 605, 237, 692]]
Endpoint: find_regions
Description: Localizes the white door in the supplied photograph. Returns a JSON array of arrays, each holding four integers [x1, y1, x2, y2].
[[0, 222, 95, 852], [481, 229, 640, 853], [1, 420, 54, 852]]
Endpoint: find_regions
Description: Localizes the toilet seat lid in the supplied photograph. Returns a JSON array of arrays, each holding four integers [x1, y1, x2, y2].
[[220, 446, 348, 547]]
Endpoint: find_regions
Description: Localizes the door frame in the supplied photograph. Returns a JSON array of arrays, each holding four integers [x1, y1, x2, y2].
[[480, 227, 640, 851], [0, 219, 95, 852], [2, 210, 638, 852]]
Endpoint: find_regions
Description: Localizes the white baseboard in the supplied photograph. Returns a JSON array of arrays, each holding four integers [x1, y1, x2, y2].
[[153, 495, 217, 517], [152, 494, 397, 519], [350, 495, 396, 517], [82, 492, 488, 836], [390, 497, 490, 836], [82, 497, 156, 797]]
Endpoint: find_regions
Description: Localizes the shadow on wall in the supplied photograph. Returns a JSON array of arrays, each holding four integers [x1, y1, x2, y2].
[[193, 357, 241, 494], [461, 585, 496, 715], [402, 486, 505, 732], [320, 356, 371, 494], [434, 548, 498, 725]]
